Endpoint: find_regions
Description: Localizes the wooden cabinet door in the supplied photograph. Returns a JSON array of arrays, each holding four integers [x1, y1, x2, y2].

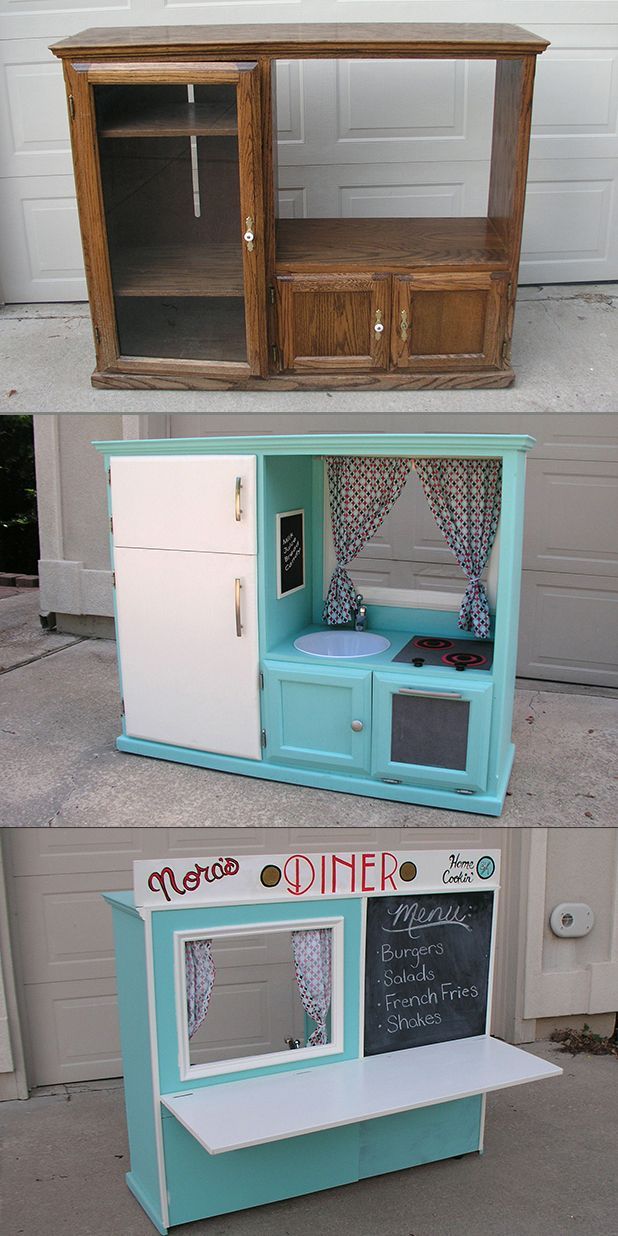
[[110, 454, 256, 555], [371, 674, 493, 792], [276, 274, 390, 372], [391, 273, 508, 371], [70, 61, 267, 379], [114, 547, 261, 759], [264, 663, 372, 774]]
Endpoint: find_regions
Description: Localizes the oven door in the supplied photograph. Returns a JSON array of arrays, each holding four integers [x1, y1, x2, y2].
[[371, 673, 493, 793]]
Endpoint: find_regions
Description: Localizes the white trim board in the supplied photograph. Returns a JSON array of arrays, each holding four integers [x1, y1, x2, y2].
[[161, 1036, 561, 1155]]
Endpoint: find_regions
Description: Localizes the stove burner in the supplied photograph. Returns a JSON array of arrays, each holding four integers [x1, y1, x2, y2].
[[414, 637, 453, 651], [441, 651, 488, 669]]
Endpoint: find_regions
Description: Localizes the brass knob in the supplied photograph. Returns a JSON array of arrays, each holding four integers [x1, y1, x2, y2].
[[351, 720, 364, 732], [400, 309, 409, 342]]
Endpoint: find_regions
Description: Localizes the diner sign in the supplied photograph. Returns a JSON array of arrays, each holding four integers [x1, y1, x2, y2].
[[133, 849, 500, 909]]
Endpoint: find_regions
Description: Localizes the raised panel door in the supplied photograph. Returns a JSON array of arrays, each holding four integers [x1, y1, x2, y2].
[[276, 274, 390, 372], [392, 272, 507, 371]]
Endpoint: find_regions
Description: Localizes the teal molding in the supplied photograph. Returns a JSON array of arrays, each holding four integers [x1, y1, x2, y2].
[[94, 433, 535, 458]]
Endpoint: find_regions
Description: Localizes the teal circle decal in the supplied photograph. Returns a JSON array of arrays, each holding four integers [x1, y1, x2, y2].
[[477, 856, 495, 880]]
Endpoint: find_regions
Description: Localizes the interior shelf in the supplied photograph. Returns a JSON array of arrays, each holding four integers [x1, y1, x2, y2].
[[98, 99, 238, 139], [275, 217, 509, 273], [112, 244, 244, 297], [161, 1037, 561, 1155]]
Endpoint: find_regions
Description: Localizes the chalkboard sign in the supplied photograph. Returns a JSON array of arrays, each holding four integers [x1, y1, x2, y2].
[[276, 509, 305, 598], [364, 890, 494, 1056]]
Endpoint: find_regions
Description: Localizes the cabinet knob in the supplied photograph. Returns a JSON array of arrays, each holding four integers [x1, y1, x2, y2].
[[351, 719, 364, 732], [374, 309, 384, 335], [244, 217, 255, 252]]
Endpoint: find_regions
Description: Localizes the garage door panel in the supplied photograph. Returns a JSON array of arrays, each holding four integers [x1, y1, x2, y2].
[[0, 176, 86, 301], [531, 48, 618, 156], [7, 829, 148, 876], [22, 981, 121, 1086], [524, 461, 618, 575], [9, 876, 123, 985], [521, 161, 618, 280], [518, 572, 618, 686], [0, 41, 72, 179]]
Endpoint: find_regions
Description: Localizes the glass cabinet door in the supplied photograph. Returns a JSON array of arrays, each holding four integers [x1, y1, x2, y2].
[[371, 673, 493, 792], [90, 64, 265, 374]]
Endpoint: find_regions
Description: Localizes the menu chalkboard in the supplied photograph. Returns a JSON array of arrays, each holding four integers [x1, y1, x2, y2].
[[277, 509, 305, 597], [364, 890, 494, 1056]]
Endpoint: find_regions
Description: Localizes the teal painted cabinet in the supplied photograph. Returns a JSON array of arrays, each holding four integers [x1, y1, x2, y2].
[[265, 663, 372, 774], [371, 673, 493, 792], [95, 433, 534, 816]]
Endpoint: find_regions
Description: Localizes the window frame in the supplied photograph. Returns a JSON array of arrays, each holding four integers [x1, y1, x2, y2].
[[174, 916, 345, 1081]]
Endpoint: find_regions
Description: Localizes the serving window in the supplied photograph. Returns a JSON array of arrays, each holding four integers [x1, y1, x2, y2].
[[174, 919, 344, 1080]]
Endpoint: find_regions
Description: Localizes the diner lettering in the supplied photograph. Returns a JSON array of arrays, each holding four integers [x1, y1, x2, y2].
[[147, 858, 240, 903]]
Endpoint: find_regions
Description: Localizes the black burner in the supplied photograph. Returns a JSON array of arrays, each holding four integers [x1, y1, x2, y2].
[[441, 651, 488, 669], [414, 637, 453, 651]]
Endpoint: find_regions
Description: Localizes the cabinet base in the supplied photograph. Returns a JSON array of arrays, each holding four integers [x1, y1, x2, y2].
[[115, 734, 515, 817], [92, 366, 515, 391]]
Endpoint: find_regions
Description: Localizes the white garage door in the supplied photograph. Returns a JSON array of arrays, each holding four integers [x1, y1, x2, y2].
[[1, 2, 617, 302]]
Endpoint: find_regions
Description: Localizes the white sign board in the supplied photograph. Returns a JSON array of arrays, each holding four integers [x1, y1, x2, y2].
[[133, 850, 500, 909]]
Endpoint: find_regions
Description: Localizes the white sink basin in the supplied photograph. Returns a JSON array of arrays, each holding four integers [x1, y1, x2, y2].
[[294, 631, 391, 658]]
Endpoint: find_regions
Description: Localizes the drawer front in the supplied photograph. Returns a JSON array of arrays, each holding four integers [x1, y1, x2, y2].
[[264, 663, 372, 774], [371, 673, 493, 792], [392, 273, 507, 371], [276, 274, 390, 372]]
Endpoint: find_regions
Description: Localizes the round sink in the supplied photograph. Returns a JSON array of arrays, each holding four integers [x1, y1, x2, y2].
[[294, 631, 391, 658]]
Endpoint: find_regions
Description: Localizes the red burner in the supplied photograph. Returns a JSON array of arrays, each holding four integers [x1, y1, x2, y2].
[[441, 651, 488, 668], [413, 637, 453, 650]]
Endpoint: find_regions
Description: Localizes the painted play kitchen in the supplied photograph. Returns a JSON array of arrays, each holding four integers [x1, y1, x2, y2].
[[95, 433, 532, 817], [105, 847, 561, 1232], [51, 23, 548, 390]]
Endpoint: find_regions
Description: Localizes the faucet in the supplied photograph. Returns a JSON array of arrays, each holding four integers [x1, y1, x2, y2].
[[353, 594, 367, 632]]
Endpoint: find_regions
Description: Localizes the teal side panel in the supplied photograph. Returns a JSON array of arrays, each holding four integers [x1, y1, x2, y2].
[[262, 455, 315, 651], [359, 1095, 483, 1179], [163, 1113, 360, 1226], [106, 899, 164, 1232], [152, 897, 362, 1094]]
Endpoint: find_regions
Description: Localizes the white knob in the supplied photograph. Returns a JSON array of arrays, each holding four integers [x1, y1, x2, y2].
[[374, 322, 384, 334], [351, 720, 364, 732], [244, 230, 254, 243]]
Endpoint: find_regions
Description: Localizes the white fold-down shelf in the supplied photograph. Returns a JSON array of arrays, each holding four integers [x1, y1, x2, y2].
[[161, 1036, 561, 1156]]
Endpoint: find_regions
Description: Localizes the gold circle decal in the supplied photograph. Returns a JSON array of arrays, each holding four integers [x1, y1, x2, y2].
[[260, 864, 282, 888], [399, 861, 417, 883]]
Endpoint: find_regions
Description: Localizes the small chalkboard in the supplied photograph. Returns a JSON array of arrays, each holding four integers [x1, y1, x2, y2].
[[364, 890, 494, 1056], [276, 509, 305, 598]]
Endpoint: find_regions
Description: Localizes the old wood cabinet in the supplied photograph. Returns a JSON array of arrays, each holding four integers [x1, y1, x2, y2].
[[52, 25, 548, 390]]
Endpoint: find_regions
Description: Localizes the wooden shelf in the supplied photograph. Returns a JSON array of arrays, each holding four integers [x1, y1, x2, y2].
[[276, 218, 510, 273], [161, 1037, 561, 1156], [99, 99, 238, 138], [112, 245, 244, 297]]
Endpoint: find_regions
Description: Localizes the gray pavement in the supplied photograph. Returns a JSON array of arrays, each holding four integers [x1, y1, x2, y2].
[[1, 592, 616, 828], [2, 1044, 617, 1236], [1, 284, 617, 417]]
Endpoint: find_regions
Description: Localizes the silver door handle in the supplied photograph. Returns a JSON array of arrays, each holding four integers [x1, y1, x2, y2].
[[235, 578, 242, 637], [234, 476, 242, 521], [398, 689, 462, 700]]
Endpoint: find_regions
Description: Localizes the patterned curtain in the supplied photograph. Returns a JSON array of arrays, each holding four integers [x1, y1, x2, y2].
[[323, 456, 412, 624], [291, 929, 332, 1047], [185, 939, 216, 1039], [414, 458, 502, 638]]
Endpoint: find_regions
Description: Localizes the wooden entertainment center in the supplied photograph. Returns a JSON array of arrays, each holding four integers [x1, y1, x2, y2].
[[51, 24, 548, 390]]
